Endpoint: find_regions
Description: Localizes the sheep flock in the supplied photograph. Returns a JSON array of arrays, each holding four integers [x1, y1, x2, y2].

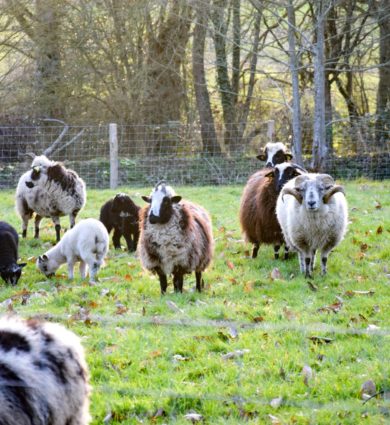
[[0, 144, 351, 422]]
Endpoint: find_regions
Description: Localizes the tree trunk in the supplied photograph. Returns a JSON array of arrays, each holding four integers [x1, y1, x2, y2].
[[311, 1, 327, 171], [287, 0, 303, 165], [192, 4, 221, 156], [144, 0, 192, 125], [375, 0, 390, 149], [211, 0, 239, 154]]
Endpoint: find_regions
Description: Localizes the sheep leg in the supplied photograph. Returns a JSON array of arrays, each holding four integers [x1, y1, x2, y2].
[[133, 229, 140, 251], [173, 271, 184, 293], [155, 268, 167, 294], [252, 243, 260, 258], [311, 250, 317, 273], [67, 260, 75, 280], [298, 252, 305, 273], [79, 261, 87, 279], [34, 215, 42, 239], [195, 271, 202, 293], [283, 245, 289, 260], [320, 246, 333, 275], [123, 231, 135, 252], [273, 245, 281, 260], [21, 215, 29, 238], [51, 216, 61, 242], [112, 228, 122, 250], [304, 256, 313, 278]]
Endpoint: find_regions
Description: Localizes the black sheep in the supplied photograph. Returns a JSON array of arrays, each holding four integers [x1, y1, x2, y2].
[[99, 193, 140, 252], [0, 221, 26, 285]]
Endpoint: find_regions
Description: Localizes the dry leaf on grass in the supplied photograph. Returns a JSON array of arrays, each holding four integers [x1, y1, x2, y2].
[[270, 268, 282, 280]]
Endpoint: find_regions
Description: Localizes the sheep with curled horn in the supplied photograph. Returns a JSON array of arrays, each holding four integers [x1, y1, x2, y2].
[[276, 173, 348, 278], [138, 182, 214, 294], [239, 162, 307, 260]]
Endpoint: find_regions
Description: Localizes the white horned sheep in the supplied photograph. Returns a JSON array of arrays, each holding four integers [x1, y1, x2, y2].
[[239, 163, 306, 259], [276, 173, 348, 277], [138, 182, 214, 294], [15, 155, 86, 242], [256, 142, 293, 167], [0, 315, 90, 425], [37, 218, 109, 282], [0, 221, 26, 285]]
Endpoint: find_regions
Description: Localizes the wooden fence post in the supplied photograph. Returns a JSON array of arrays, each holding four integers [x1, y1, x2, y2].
[[109, 123, 118, 189]]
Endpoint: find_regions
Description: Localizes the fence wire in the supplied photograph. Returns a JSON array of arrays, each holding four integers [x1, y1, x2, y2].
[[0, 117, 389, 189]]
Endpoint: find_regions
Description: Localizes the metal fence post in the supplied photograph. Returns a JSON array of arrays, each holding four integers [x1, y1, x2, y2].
[[109, 123, 118, 189]]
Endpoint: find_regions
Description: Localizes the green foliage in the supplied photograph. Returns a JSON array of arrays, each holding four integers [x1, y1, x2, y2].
[[0, 181, 389, 424]]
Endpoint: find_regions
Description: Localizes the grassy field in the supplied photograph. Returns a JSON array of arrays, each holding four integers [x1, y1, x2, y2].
[[0, 180, 389, 424]]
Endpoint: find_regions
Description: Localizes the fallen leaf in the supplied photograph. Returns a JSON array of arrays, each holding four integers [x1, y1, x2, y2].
[[308, 336, 333, 344], [307, 281, 318, 291], [344, 290, 375, 297], [244, 281, 254, 292], [374, 201, 382, 209], [221, 349, 250, 360], [302, 364, 313, 386], [360, 380, 376, 399], [166, 300, 184, 314], [270, 397, 283, 409], [124, 274, 133, 281], [317, 300, 343, 313], [376, 225, 383, 235], [360, 243, 369, 252], [270, 268, 282, 280], [115, 304, 128, 315], [173, 354, 189, 362], [283, 307, 297, 321], [226, 261, 235, 270], [184, 412, 203, 422], [268, 414, 281, 424], [253, 316, 264, 323]]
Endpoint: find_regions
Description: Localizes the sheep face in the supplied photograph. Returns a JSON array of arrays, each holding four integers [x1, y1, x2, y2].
[[264, 163, 306, 193], [0, 263, 26, 285], [257, 142, 292, 167], [142, 183, 182, 224], [283, 174, 345, 212], [37, 254, 57, 277]]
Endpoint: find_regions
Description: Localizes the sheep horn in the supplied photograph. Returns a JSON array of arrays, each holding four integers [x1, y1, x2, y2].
[[323, 185, 345, 203], [282, 188, 303, 204]]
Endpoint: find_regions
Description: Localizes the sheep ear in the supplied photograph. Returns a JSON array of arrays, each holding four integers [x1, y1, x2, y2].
[[323, 185, 345, 203], [282, 188, 303, 204], [38, 255, 48, 263], [171, 196, 182, 203], [142, 196, 151, 203], [264, 170, 274, 178], [18, 263, 27, 268], [256, 154, 266, 161]]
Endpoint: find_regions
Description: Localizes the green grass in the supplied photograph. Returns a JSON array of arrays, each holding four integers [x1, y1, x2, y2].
[[0, 181, 389, 424]]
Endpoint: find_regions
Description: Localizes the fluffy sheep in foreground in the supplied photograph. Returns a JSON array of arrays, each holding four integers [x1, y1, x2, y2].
[[276, 173, 348, 277], [239, 163, 306, 259], [37, 218, 109, 282], [0, 221, 26, 285], [0, 315, 90, 425], [257, 142, 293, 167], [138, 182, 214, 294], [100, 193, 140, 252], [15, 155, 86, 242]]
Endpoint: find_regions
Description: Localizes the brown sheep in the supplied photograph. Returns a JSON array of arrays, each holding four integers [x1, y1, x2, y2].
[[239, 163, 306, 259]]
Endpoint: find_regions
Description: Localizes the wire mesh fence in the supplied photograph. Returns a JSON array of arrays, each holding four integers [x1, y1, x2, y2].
[[0, 117, 389, 189]]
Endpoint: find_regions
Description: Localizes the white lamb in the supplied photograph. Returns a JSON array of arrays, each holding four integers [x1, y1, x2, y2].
[[37, 218, 109, 282], [276, 173, 348, 277], [15, 155, 86, 242]]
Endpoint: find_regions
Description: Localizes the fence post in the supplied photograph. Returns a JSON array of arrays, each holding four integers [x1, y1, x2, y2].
[[109, 123, 118, 189], [267, 120, 275, 142]]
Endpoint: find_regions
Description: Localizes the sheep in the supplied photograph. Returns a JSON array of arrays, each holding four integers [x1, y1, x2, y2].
[[276, 173, 348, 278], [0, 315, 90, 425], [256, 142, 293, 167], [15, 155, 86, 242], [37, 218, 109, 282], [0, 221, 26, 285], [138, 182, 214, 294], [239, 163, 307, 260], [99, 193, 140, 252]]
